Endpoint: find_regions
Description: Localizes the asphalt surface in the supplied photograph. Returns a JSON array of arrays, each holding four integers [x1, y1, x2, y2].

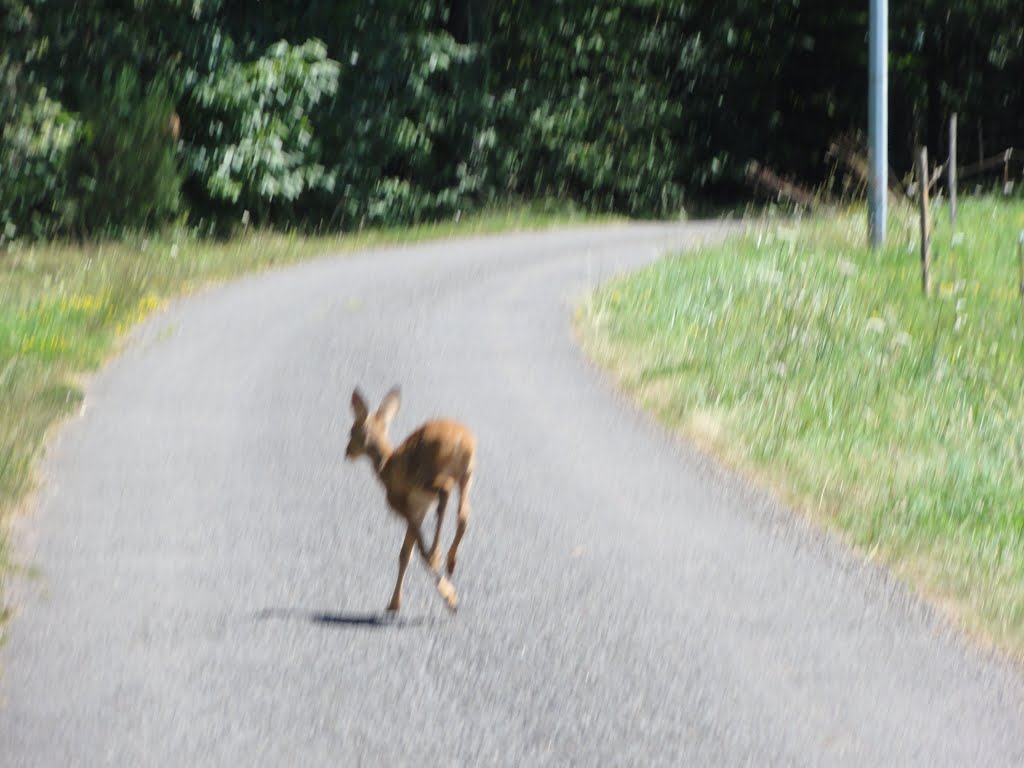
[[3, 223, 1024, 766]]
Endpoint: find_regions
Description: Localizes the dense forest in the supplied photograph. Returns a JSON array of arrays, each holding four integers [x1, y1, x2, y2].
[[1, 0, 1022, 238]]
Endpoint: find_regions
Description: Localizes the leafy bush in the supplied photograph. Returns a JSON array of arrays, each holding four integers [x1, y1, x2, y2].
[[0, 87, 82, 241], [184, 38, 341, 224], [360, 31, 491, 225], [311, 16, 491, 228], [66, 68, 182, 235], [490, 2, 698, 217]]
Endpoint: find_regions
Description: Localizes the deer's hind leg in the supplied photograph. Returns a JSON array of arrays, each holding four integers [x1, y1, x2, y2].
[[427, 489, 450, 572], [406, 494, 458, 612], [447, 470, 473, 576]]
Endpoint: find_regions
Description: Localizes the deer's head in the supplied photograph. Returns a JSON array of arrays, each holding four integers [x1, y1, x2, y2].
[[346, 387, 401, 468]]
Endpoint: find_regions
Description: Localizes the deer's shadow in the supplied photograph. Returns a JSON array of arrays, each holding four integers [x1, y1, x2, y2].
[[254, 607, 432, 629]]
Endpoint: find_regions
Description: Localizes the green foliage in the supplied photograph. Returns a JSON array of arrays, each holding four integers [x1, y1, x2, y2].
[[888, 1, 1024, 170], [68, 68, 182, 234], [355, 30, 491, 225], [0, 87, 82, 241], [185, 38, 340, 222], [491, 2, 693, 215], [0, 0, 1021, 236], [310, 8, 492, 227]]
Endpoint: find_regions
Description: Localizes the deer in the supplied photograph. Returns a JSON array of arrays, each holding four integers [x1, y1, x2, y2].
[[345, 386, 476, 614]]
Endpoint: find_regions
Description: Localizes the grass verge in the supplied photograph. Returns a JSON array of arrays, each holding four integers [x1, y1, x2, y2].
[[0, 204, 610, 589], [577, 197, 1024, 655]]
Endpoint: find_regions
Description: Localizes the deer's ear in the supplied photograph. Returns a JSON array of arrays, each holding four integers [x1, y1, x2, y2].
[[377, 386, 401, 428], [351, 388, 369, 421]]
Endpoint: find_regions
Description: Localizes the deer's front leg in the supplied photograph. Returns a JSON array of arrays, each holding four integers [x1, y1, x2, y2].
[[388, 526, 417, 613], [428, 490, 450, 572], [448, 471, 473, 575]]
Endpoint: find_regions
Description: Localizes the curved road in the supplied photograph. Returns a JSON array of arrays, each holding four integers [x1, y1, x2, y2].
[[3, 224, 1024, 766]]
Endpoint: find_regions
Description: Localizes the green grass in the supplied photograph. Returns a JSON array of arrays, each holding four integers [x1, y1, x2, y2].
[[0, 203, 610, 565], [578, 197, 1024, 654]]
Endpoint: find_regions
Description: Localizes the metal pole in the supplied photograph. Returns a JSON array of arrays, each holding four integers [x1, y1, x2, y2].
[[869, 0, 888, 248]]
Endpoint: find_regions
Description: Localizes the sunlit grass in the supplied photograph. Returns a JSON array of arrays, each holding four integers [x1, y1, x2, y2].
[[579, 197, 1024, 654], [0, 203, 612, 562]]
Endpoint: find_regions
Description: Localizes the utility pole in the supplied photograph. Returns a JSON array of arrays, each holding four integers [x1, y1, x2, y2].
[[869, 0, 888, 248]]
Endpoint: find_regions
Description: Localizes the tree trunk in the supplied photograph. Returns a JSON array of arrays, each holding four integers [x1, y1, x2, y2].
[[447, 0, 492, 44]]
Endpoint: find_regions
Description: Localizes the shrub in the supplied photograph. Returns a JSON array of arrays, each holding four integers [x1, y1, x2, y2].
[[184, 38, 341, 225], [0, 86, 82, 241], [68, 68, 182, 235]]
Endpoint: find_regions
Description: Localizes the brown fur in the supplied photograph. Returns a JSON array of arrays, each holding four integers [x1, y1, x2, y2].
[[346, 386, 475, 613]]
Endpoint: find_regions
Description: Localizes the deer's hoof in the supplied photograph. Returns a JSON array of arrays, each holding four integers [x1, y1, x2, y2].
[[437, 577, 459, 612]]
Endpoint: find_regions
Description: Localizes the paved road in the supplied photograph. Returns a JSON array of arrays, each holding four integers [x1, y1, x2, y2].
[[3, 223, 1024, 766]]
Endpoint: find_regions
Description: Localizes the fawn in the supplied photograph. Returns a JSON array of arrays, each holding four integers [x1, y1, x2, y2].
[[345, 387, 475, 613]]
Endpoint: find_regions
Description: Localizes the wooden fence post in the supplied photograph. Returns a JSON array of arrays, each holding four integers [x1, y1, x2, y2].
[[918, 146, 932, 297], [949, 114, 957, 227]]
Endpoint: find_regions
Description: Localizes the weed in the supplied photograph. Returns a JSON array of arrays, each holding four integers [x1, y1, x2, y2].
[[579, 197, 1024, 653]]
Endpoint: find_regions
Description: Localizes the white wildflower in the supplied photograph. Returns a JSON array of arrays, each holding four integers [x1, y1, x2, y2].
[[837, 259, 857, 277], [756, 267, 783, 286]]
